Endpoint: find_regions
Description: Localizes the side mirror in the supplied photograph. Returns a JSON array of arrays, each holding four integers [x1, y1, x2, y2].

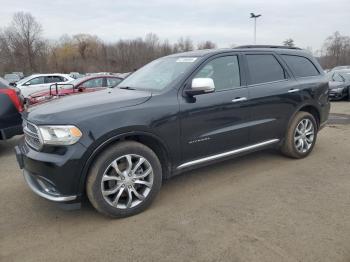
[[185, 78, 215, 96], [9, 82, 16, 87]]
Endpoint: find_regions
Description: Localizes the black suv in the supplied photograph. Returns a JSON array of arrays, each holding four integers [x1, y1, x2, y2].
[[15, 46, 330, 217]]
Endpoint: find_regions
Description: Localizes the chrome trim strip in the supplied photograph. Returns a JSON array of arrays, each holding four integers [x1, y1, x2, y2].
[[232, 97, 248, 103], [287, 89, 300, 93], [23, 171, 77, 202], [177, 139, 280, 169]]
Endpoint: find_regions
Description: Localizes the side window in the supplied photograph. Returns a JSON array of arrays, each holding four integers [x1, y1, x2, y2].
[[332, 73, 344, 82], [26, 77, 45, 85], [281, 55, 319, 78], [246, 54, 286, 85], [194, 56, 240, 91], [81, 78, 103, 88], [107, 78, 122, 87]]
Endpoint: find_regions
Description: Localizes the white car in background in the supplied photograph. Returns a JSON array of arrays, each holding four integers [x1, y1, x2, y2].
[[14, 73, 74, 97]]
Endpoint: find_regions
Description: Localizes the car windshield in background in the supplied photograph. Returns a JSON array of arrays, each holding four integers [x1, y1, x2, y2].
[[16, 75, 33, 85], [68, 77, 84, 86], [118, 57, 198, 91]]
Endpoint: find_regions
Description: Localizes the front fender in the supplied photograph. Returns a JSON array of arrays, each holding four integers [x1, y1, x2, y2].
[[77, 129, 171, 195]]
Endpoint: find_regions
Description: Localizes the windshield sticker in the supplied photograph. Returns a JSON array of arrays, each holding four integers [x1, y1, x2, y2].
[[176, 57, 197, 63]]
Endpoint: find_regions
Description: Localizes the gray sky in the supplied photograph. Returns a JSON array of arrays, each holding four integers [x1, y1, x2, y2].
[[0, 0, 349, 50]]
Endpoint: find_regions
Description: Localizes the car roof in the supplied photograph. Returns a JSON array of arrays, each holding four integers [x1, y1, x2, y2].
[[29, 73, 71, 77], [167, 45, 310, 58], [72, 74, 121, 86]]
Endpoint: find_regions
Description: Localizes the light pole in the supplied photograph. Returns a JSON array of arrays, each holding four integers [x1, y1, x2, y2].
[[250, 13, 262, 44]]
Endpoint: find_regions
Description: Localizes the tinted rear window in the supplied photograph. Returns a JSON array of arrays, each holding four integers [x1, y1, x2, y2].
[[282, 55, 319, 78], [246, 54, 286, 85]]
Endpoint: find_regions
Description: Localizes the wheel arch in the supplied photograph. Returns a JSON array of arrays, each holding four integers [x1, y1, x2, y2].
[[78, 131, 172, 195], [298, 104, 320, 128], [288, 103, 321, 131]]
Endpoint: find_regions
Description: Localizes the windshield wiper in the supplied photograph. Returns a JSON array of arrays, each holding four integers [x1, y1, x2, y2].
[[119, 86, 136, 90]]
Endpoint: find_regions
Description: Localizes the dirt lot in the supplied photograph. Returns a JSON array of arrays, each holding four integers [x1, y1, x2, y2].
[[1, 102, 349, 262]]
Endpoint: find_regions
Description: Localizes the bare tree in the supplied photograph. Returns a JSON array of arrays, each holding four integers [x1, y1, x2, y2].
[[283, 38, 295, 47], [319, 31, 350, 69], [197, 40, 217, 50], [174, 37, 194, 52], [4, 12, 43, 73]]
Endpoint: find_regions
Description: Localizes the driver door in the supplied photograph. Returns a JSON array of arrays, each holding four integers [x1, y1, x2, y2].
[[179, 54, 250, 164]]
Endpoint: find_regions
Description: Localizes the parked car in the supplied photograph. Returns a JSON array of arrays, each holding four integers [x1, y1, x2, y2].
[[69, 72, 85, 79], [15, 46, 330, 218], [4, 73, 21, 85], [28, 75, 123, 106], [12, 72, 25, 79], [331, 65, 350, 71], [327, 69, 350, 100], [14, 73, 74, 98], [0, 77, 23, 140]]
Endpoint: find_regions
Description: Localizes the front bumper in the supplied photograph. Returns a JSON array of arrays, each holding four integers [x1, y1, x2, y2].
[[329, 89, 346, 100], [23, 169, 77, 202], [14, 140, 88, 203]]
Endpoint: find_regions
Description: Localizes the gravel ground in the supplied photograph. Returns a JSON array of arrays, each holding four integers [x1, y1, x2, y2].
[[0, 102, 349, 262]]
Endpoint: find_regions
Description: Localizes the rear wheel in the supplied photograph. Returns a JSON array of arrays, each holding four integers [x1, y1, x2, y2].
[[86, 141, 162, 218], [281, 112, 318, 159]]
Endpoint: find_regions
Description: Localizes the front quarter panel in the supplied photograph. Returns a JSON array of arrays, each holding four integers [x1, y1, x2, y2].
[[77, 87, 181, 170]]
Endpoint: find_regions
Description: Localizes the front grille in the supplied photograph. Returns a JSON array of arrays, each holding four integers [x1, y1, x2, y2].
[[23, 119, 42, 150]]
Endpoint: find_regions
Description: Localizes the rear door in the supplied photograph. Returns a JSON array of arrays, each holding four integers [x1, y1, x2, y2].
[[243, 52, 300, 144], [179, 54, 250, 163]]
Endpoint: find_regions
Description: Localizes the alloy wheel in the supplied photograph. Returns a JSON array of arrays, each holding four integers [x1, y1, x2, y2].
[[294, 118, 315, 153], [101, 154, 154, 209]]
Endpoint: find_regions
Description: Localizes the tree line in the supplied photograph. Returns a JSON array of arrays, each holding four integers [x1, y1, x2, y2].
[[0, 12, 216, 75], [1, 12, 349, 76]]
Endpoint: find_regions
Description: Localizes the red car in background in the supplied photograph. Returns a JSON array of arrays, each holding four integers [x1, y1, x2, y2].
[[28, 75, 123, 106], [0, 77, 24, 139]]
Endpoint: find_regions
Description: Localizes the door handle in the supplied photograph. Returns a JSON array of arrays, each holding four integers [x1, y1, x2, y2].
[[288, 88, 300, 93], [232, 97, 248, 103]]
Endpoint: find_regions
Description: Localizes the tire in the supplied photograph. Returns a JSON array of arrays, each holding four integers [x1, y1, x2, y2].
[[281, 111, 318, 159], [86, 141, 162, 218]]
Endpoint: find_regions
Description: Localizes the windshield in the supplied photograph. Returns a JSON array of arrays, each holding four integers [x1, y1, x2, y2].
[[118, 57, 198, 91], [16, 75, 34, 85], [68, 77, 85, 86]]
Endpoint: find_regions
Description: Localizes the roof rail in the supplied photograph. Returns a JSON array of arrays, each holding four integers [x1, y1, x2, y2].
[[235, 45, 302, 50]]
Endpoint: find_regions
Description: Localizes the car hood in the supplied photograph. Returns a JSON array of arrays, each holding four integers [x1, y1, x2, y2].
[[24, 88, 152, 124]]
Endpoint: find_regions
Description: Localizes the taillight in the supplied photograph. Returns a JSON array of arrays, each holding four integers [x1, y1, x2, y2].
[[0, 88, 24, 112]]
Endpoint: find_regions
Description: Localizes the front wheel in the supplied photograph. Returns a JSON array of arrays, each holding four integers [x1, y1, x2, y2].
[[281, 112, 318, 159], [86, 141, 162, 218]]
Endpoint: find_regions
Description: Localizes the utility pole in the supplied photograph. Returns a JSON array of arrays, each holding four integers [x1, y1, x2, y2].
[[250, 13, 262, 44]]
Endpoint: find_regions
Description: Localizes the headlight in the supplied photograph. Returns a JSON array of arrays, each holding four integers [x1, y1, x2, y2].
[[38, 125, 82, 145]]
